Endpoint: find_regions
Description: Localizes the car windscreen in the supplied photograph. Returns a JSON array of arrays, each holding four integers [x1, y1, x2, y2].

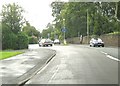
[[97, 38, 102, 42], [45, 39, 52, 43], [40, 39, 46, 43]]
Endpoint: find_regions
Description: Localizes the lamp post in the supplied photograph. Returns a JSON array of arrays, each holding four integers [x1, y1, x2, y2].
[[87, 9, 89, 44]]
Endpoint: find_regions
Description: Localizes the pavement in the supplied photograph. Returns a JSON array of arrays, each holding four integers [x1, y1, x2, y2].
[[0, 44, 56, 85]]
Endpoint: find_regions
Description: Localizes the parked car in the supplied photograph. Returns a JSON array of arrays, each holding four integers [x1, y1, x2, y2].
[[90, 38, 104, 47], [39, 39, 53, 47], [54, 39, 60, 44]]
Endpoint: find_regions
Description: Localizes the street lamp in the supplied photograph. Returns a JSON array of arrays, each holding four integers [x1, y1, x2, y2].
[[87, 9, 89, 44]]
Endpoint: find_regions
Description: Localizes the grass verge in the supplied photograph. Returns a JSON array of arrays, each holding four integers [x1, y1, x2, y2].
[[0, 51, 23, 60]]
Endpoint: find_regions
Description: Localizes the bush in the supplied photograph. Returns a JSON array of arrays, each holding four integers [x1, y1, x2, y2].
[[17, 32, 29, 49], [2, 33, 17, 50], [2, 27, 18, 50], [2, 32, 29, 50], [29, 36, 38, 44], [2, 23, 29, 50]]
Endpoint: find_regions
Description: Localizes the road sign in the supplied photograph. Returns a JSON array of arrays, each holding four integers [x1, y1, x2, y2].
[[62, 27, 67, 32]]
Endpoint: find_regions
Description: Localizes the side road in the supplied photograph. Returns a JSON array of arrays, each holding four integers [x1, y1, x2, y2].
[[0, 47, 56, 85]]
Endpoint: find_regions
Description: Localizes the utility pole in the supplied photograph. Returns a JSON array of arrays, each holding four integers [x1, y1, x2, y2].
[[115, 2, 118, 19], [87, 9, 89, 44], [78, 32, 80, 38]]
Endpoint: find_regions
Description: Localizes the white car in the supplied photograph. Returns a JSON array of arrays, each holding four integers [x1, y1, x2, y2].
[[90, 38, 104, 47], [39, 39, 53, 47], [54, 39, 60, 44]]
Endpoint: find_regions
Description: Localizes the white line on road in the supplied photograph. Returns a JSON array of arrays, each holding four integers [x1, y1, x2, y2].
[[101, 51, 120, 62], [48, 66, 59, 83]]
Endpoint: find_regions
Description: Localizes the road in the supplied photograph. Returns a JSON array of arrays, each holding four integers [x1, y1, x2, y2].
[[24, 44, 118, 84]]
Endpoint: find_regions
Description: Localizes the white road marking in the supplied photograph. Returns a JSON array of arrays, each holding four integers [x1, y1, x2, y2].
[[101, 51, 120, 62], [48, 66, 59, 83]]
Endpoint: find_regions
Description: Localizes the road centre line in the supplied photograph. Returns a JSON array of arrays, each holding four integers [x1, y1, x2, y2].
[[101, 51, 120, 62]]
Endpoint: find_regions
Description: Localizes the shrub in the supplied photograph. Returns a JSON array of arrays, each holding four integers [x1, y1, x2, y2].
[[29, 36, 38, 44], [17, 32, 29, 49], [2, 27, 18, 50]]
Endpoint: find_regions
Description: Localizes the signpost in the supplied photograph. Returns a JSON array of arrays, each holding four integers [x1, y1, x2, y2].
[[47, 33, 50, 38], [62, 27, 67, 44]]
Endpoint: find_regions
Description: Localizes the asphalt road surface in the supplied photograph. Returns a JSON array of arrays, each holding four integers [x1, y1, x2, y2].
[[25, 44, 118, 84]]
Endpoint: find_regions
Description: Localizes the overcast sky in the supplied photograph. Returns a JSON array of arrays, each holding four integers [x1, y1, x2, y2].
[[0, 0, 56, 32]]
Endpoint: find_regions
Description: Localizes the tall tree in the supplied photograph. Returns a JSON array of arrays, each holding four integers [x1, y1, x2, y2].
[[50, 2, 120, 39], [1, 3, 29, 50], [117, 1, 120, 20], [1, 3, 24, 34], [22, 21, 40, 38]]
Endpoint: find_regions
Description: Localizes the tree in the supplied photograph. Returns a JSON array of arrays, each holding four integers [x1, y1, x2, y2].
[[1, 3, 29, 50], [17, 32, 28, 49], [50, 2, 119, 38], [117, 1, 120, 20], [23, 21, 40, 38], [2, 22, 18, 49], [22, 21, 40, 44], [1, 3, 24, 34], [51, 2, 88, 38]]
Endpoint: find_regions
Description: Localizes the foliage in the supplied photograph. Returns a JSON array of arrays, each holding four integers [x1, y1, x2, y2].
[[1, 3, 30, 50], [22, 22, 40, 44], [2, 26, 28, 50], [49, 2, 120, 40], [2, 23, 18, 50], [22, 22, 40, 38], [1, 3, 24, 34], [17, 32, 29, 49], [29, 36, 38, 44], [117, 2, 120, 20]]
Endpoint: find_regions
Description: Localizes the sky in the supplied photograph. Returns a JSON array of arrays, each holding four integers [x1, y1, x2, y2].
[[0, 0, 56, 32]]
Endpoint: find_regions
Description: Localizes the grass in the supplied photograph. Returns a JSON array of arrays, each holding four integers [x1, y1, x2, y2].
[[0, 51, 23, 60]]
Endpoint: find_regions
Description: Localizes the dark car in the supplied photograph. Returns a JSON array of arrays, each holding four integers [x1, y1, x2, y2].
[[90, 38, 104, 47], [39, 39, 53, 47]]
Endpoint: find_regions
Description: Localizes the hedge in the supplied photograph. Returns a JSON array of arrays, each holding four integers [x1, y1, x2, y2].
[[29, 36, 38, 44], [2, 31, 29, 50], [17, 32, 29, 49]]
